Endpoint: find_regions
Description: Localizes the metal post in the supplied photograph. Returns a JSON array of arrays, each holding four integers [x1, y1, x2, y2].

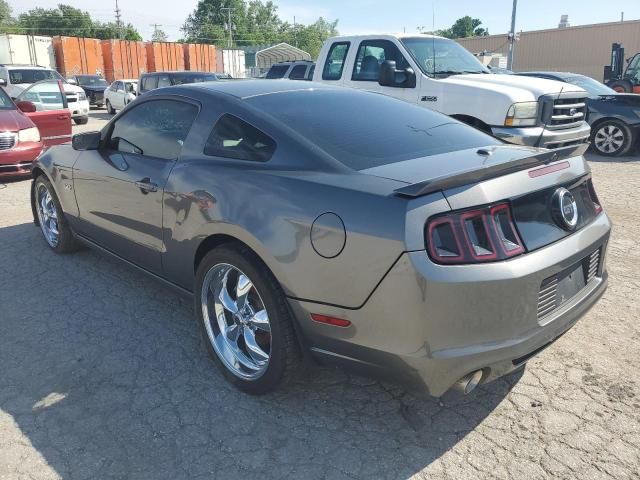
[[221, 7, 234, 48], [115, 0, 124, 40], [506, 0, 517, 70]]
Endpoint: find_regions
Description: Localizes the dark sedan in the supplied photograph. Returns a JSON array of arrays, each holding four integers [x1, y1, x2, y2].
[[68, 75, 109, 108], [30, 81, 610, 397], [516, 71, 640, 156]]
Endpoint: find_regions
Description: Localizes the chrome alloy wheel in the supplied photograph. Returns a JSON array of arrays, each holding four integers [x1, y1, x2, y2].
[[201, 264, 272, 380], [594, 124, 625, 154], [36, 183, 59, 248]]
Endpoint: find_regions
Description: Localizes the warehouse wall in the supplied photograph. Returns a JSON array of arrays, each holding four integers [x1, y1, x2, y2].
[[457, 19, 640, 81]]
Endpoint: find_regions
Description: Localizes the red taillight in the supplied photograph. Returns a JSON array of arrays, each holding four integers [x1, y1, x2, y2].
[[310, 314, 351, 328], [426, 202, 525, 265], [587, 179, 602, 215]]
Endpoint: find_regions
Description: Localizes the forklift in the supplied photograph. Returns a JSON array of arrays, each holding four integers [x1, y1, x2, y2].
[[604, 43, 640, 93]]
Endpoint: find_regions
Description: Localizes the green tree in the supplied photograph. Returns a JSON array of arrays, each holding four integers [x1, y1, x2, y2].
[[151, 28, 168, 42], [16, 4, 94, 37], [92, 21, 142, 41], [182, 0, 338, 58], [437, 16, 489, 39], [0, 0, 13, 27]]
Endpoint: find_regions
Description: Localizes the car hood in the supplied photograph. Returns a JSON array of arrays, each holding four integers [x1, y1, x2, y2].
[[11, 82, 84, 95], [441, 73, 585, 98], [0, 109, 35, 132], [360, 145, 541, 185]]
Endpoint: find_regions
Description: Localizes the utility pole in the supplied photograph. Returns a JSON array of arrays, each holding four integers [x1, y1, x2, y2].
[[114, 0, 124, 40], [220, 7, 235, 48], [293, 16, 297, 47], [506, 0, 517, 70], [150, 23, 163, 41]]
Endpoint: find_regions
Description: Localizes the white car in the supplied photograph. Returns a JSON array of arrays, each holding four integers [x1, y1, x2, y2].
[[104, 79, 138, 114], [0, 64, 90, 125]]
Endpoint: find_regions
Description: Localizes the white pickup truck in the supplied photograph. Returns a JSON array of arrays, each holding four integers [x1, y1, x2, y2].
[[313, 34, 591, 148]]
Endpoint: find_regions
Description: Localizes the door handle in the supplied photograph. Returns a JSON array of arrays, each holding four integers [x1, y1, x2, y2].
[[135, 177, 158, 193], [57, 114, 69, 120]]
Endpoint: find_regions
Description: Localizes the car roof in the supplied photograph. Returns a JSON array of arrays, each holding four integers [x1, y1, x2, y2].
[[184, 79, 340, 99], [142, 71, 214, 75], [1, 64, 52, 70]]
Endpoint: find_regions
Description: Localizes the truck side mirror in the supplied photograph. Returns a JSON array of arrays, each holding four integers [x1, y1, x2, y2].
[[379, 60, 416, 88]]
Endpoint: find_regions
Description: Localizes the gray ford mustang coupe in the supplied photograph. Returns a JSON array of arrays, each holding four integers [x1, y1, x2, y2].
[[31, 80, 611, 396]]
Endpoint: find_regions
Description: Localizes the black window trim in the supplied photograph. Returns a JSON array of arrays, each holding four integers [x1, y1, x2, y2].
[[203, 113, 277, 163], [322, 41, 351, 81], [104, 96, 201, 162], [288, 64, 308, 80]]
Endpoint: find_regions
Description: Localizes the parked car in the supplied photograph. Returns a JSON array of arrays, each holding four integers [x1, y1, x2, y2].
[[31, 81, 610, 397], [265, 61, 315, 80], [138, 71, 218, 94], [104, 79, 138, 114], [516, 71, 640, 156], [214, 72, 233, 79], [313, 34, 591, 149], [67, 74, 109, 108], [0, 80, 71, 179], [0, 64, 90, 125]]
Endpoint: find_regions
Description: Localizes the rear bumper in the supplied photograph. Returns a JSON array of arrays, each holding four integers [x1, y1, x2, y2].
[[68, 100, 90, 118], [291, 212, 611, 397], [0, 142, 42, 178], [492, 122, 591, 149]]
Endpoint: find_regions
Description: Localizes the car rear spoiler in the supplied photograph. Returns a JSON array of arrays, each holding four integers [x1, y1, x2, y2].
[[393, 143, 589, 198]]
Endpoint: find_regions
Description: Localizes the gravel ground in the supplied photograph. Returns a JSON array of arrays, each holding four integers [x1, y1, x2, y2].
[[0, 113, 639, 479]]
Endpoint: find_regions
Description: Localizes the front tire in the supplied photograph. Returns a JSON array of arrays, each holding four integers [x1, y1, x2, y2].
[[591, 120, 634, 157], [33, 176, 81, 253], [106, 100, 115, 115], [607, 79, 633, 93], [194, 245, 300, 394], [73, 116, 89, 125]]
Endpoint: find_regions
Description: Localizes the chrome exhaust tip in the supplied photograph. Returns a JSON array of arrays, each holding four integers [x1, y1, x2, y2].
[[454, 370, 484, 395]]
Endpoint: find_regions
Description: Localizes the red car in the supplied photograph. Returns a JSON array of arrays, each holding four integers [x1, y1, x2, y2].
[[0, 80, 72, 180]]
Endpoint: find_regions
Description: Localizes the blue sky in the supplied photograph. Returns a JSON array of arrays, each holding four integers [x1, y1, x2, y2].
[[11, 0, 640, 42]]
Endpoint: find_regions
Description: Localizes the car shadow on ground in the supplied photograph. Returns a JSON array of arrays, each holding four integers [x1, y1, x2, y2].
[[0, 222, 524, 479], [586, 146, 640, 163]]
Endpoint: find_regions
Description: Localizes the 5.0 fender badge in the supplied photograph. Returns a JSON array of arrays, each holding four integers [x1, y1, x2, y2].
[[421, 96, 438, 102]]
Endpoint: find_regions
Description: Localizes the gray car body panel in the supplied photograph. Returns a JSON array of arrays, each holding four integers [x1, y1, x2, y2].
[[32, 80, 611, 395]]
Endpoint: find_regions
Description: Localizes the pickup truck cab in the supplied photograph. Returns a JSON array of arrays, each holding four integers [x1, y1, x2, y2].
[[313, 34, 591, 149]]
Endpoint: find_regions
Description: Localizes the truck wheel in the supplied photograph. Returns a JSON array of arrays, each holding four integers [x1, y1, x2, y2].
[[194, 245, 301, 394], [73, 116, 89, 125], [607, 79, 633, 93], [591, 120, 634, 157], [106, 100, 115, 114]]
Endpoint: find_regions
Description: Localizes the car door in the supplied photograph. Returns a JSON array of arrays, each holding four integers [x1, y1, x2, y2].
[[16, 80, 72, 147], [72, 97, 200, 274], [348, 39, 419, 104], [112, 81, 125, 109]]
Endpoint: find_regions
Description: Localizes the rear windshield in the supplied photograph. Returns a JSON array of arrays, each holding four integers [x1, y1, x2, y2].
[[9, 69, 63, 84], [77, 76, 108, 87], [248, 89, 499, 170], [266, 65, 289, 79], [170, 73, 218, 85]]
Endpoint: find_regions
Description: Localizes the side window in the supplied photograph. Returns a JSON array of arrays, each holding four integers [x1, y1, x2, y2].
[[0, 69, 7, 83], [204, 114, 276, 162], [142, 75, 157, 91], [109, 82, 117, 92], [288, 64, 307, 80], [108, 100, 198, 160], [266, 65, 289, 79], [322, 42, 350, 80], [157, 74, 171, 88], [115, 81, 123, 91], [352, 40, 410, 81], [306, 65, 315, 80]]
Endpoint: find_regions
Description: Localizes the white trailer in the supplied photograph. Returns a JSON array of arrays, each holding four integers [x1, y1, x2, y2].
[[0, 34, 56, 69], [216, 49, 246, 78]]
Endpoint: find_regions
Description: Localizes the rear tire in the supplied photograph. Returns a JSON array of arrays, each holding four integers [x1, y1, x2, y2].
[[33, 176, 82, 253], [106, 100, 115, 115], [73, 116, 89, 125], [194, 244, 300, 394], [591, 119, 634, 157]]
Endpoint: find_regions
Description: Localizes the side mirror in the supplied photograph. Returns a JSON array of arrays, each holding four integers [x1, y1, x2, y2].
[[67, 78, 77, 85], [379, 60, 417, 88], [16, 100, 37, 113], [0, 78, 6, 87], [72, 131, 101, 151]]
